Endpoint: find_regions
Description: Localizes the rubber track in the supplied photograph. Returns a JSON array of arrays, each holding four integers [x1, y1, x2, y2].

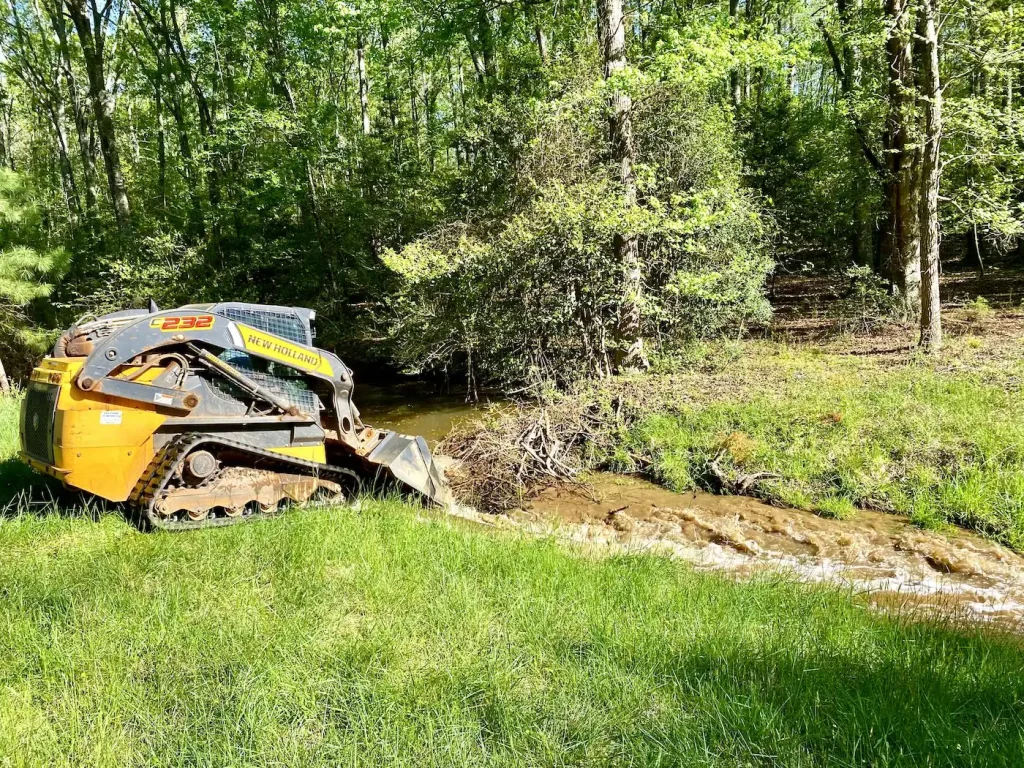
[[130, 432, 360, 531]]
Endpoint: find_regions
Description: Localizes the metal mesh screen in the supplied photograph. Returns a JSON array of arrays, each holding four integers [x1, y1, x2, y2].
[[206, 363, 320, 415], [22, 383, 58, 463], [220, 307, 308, 345]]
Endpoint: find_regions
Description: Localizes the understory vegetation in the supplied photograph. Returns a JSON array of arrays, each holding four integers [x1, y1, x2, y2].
[[1, 500, 1023, 766]]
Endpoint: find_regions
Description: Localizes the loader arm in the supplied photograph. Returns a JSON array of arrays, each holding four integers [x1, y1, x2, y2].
[[75, 309, 364, 448]]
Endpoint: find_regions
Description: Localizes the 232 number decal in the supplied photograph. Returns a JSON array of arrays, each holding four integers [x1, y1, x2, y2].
[[150, 315, 215, 332]]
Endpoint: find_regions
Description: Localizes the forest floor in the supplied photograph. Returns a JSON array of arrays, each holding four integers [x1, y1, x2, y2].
[[3, 263, 1024, 765]]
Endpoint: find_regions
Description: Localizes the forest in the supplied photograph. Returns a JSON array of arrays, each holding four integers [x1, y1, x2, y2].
[[0, 0, 1019, 386]]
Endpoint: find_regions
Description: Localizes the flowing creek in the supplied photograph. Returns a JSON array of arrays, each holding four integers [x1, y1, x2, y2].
[[357, 386, 1024, 631]]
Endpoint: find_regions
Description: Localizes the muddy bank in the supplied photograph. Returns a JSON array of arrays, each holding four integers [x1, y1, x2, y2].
[[509, 474, 1024, 630], [353, 375, 1024, 629]]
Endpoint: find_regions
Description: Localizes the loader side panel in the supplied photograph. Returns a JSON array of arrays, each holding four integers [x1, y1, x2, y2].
[[21, 358, 168, 502], [53, 407, 167, 502]]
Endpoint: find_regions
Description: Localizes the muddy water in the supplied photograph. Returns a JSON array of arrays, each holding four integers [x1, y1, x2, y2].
[[522, 475, 1024, 630], [355, 383, 491, 444]]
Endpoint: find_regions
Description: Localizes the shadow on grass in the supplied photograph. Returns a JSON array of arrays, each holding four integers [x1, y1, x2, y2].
[[577, 609, 1024, 765], [0, 457, 106, 521]]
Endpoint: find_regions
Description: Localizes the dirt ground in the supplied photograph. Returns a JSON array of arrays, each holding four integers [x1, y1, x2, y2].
[[767, 258, 1024, 347]]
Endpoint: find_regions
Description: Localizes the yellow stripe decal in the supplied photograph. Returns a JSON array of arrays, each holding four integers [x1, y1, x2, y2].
[[235, 323, 334, 377]]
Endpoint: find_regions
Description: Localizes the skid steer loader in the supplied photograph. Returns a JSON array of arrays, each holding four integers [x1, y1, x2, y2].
[[19, 302, 449, 530]]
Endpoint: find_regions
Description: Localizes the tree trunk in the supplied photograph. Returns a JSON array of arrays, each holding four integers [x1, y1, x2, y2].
[[357, 33, 371, 135], [49, 95, 81, 219], [258, 0, 328, 258], [0, 357, 9, 393], [155, 78, 167, 215], [65, 0, 131, 232], [48, 0, 99, 212], [477, 6, 496, 80], [883, 0, 920, 317], [598, 0, 646, 370], [535, 24, 549, 64], [917, 0, 942, 351], [729, 0, 741, 107]]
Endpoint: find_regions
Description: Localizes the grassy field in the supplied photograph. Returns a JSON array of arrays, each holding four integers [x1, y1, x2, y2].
[[0, 392, 1024, 766], [4, 334, 1024, 767], [0, 500, 1023, 767]]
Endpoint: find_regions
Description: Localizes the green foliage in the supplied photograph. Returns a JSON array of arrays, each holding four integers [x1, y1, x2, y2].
[[829, 264, 904, 332], [0, 171, 67, 363], [0, 0, 1022, 377], [385, 61, 772, 384]]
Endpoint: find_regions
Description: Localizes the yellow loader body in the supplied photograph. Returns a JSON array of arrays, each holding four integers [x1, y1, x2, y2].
[[21, 357, 326, 503]]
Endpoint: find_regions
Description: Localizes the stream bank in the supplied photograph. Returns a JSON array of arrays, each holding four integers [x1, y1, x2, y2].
[[356, 367, 1024, 630], [353, 324, 1024, 630]]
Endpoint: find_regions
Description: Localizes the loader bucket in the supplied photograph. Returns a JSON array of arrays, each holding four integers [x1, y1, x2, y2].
[[364, 432, 451, 507]]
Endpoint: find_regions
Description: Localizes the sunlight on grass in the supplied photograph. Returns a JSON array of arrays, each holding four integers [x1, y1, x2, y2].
[[0, 390, 20, 461], [0, 506, 1021, 766]]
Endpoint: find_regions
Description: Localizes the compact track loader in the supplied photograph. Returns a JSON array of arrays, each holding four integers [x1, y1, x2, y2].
[[19, 302, 449, 530]]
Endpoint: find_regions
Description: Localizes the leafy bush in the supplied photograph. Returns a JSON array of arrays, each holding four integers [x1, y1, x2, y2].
[[829, 264, 905, 333], [384, 61, 772, 386]]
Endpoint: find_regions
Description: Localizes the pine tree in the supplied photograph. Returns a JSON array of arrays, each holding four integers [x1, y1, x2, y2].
[[0, 170, 67, 388]]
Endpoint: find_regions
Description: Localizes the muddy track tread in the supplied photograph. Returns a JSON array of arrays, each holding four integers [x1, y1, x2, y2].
[[134, 433, 359, 531]]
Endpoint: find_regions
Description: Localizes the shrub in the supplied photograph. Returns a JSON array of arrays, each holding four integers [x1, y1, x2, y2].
[[384, 62, 772, 387]]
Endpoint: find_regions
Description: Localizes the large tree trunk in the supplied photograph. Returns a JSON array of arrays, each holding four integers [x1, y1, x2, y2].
[[65, 0, 131, 232], [883, 0, 920, 317], [598, 0, 646, 370], [917, 0, 942, 351]]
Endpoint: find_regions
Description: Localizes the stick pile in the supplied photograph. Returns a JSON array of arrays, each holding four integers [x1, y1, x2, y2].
[[440, 378, 675, 511]]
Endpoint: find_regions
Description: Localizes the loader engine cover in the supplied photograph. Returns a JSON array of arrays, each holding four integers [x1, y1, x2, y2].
[[20, 302, 451, 530]]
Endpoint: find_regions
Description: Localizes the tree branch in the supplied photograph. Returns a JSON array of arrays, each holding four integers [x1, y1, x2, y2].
[[819, 20, 885, 175]]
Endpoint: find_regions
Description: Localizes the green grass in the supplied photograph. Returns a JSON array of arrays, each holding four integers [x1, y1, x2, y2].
[[621, 349, 1024, 549], [3, 384, 1024, 766], [0, 505, 1022, 767]]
